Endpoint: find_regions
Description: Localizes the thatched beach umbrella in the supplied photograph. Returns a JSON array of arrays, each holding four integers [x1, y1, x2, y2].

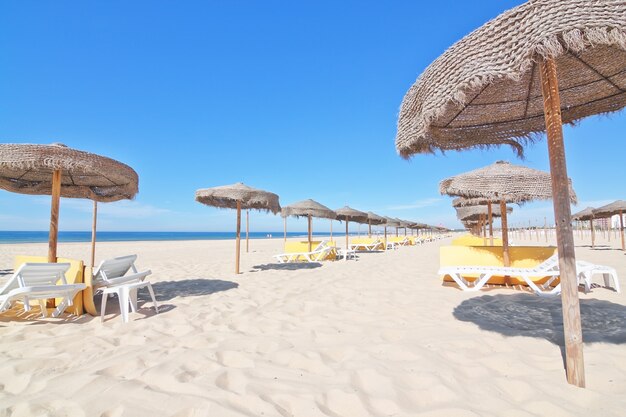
[[195, 183, 280, 274], [395, 0, 626, 386], [335, 206, 368, 252], [453, 197, 510, 244], [366, 212, 386, 238], [572, 207, 597, 248], [456, 204, 513, 243], [593, 201, 626, 251], [0, 143, 138, 264], [281, 199, 336, 252], [383, 216, 400, 248], [441, 161, 576, 269]]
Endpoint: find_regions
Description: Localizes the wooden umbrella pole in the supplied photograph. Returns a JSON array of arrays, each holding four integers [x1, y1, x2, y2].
[[283, 217, 287, 243], [488, 202, 494, 246], [308, 215, 312, 252], [90, 200, 97, 269], [384, 226, 387, 251], [545, 217, 548, 243], [500, 200, 510, 267], [619, 210, 626, 251], [540, 57, 585, 388], [395, 227, 398, 237], [235, 201, 241, 274], [590, 218, 595, 249], [482, 214, 487, 245], [48, 169, 62, 263], [345, 221, 349, 255], [246, 209, 249, 253], [368, 220, 372, 238]]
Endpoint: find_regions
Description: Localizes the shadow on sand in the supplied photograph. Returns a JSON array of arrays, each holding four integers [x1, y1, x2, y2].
[[251, 263, 322, 271], [453, 293, 626, 347], [137, 278, 239, 302]]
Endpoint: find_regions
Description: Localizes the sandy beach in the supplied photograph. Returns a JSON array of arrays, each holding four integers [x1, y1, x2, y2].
[[1, 234, 625, 416]]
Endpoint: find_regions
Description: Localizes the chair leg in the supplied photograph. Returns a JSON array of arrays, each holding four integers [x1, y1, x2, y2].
[[146, 283, 159, 314], [38, 300, 47, 318], [101, 292, 109, 323], [119, 288, 130, 323], [129, 288, 138, 313], [53, 298, 69, 318]]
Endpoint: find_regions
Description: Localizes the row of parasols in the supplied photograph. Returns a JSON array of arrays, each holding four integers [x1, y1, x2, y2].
[[0, 143, 445, 278], [194, 183, 447, 274]]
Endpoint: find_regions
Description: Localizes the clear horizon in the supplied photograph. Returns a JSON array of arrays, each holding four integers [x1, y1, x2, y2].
[[1, 0, 624, 232]]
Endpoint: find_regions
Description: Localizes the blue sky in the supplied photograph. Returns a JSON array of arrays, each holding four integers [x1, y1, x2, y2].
[[0, 0, 623, 232]]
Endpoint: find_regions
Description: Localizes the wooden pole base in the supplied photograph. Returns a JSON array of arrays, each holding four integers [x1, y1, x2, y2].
[[540, 57, 585, 388]]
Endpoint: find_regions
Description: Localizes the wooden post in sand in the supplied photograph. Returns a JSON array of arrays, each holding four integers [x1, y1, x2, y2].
[[48, 169, 62, 263], [488, 202, 494, 246], [330, 220, 333, 241], [500, 200, 510, 268], [540, 57, 584, 387], [283, 217, 287, 243], [235, 201, 241, 275], [308, 215, 312, 252], [590, 218, 595, 249], [619, 210, 626, 251], [246, 209, 249, 253], [90, 200, 98, 269], [345, 221, 349, 257]]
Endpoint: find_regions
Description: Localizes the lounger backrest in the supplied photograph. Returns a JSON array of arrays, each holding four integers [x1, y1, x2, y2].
[[537, 254, 560, 271], [94, 255, 137, 281], [13, 263, 70, 288]]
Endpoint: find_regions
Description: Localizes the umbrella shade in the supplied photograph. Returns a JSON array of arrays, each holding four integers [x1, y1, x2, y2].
[[196, 183, 280, 274], [455, 205, 512, 222], [441, 161, 577, 204], [592, 200, 626, 218], [452, 196, 519, 207], [195, 182, 280, 213], [0, 143, 138, 263], [336, 206, 368, 251], [572, 207, 596, 221], [0, 143, 138, 202], [396, 0, 626, 157], [281, 199, 336, 219], [281, 199, 336, 251], [366, 212, 387, 225], [383, 217, 401, 227]]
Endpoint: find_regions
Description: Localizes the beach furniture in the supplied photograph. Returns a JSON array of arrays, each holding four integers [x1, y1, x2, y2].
[[274, 241, 334, 263], [0, 263, 86, 317], [577, 261, 620, 293], [93, 255, 158, 323], [439, 254, 561, 295], [349, 238, 384, 252]]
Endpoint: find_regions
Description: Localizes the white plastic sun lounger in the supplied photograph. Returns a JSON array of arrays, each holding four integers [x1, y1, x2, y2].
[[0, 263, 86, 317], [438, 254, 561, 295], [349, 238, 384, 252], [273, 242, 333, 263]]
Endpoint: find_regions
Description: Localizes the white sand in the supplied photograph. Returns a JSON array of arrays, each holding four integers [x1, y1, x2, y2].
[[1, 234, 625, 416]]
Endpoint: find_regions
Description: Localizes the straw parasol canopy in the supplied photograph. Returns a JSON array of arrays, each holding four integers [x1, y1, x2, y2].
[[592, 200, 626, 218], [195, 182, 280, 213], [440, 161, 577, 204], [455, 205, 511, 221], [396, 0, 626, 157], [394, 0, 626, 386], [195, 183, 280, 274], [335, 206, 368, 253], [0, 143, 138, 265], [366, 211, 386, 238], [281, 199, 336, 251], [572, 207, 596, 221], [593, 200, 626, 250]]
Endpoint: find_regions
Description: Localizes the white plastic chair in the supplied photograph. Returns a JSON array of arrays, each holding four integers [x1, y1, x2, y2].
[[0, 263, 86, 317], [93, 255, 158, 322], [273, 241, 333, 263]]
